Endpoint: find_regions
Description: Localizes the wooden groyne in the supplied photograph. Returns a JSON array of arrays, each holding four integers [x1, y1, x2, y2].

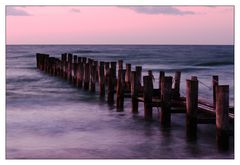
[[36, 53, 234, 150]]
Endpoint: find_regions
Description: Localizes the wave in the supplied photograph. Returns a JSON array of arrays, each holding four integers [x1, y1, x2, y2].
[[195, 61, 233, 66]]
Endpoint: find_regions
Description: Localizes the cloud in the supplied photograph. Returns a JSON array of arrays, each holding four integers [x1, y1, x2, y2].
[[124, 6, 195, 15], [70, 8, 81, 13], [6, 7, 31, 16]]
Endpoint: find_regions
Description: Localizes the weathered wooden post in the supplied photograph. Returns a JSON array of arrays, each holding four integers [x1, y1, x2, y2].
[[116, 69, 125, 111], [98, 62, 105, 97], [104, 62, 110, 87], [44, 54, 49, 73], [125, 64, 132, 91], [131, 71, 138, 113], [173, 71, 181, 99], [53, 57, 57, 75], [76, 62, 80, 87], [213, 75, 219, 108], [55, 58, 59, 76], [94, 60, 99, 83], [148, 70, 154, 81], [160, 76, 172, 127], [118, 60, 123, 70], [143, 76, 153, 121], [55, 58, 60, 76], [37, 54, 43, 70], [77, 57, 82, 63], [110, 62, 117, 79], [73, 62, 78, 86], [107, 68, 115, 104], [40, 54, 46, 71], [72, 55, 78, 81], [39, 53, 45, 70], [82, 57, 87, 64], [136, 66, 142, 86], [186, 78, 198, 140], [48, 56, 53, 74], [78, 62, 84, 88], [88, 58, 93, 82], [36, 53, 41, 69], [90, 63, 97, 92], [67, 53, 73, 82], [73, 55, 78, 63], [84, 62, 90, 90], [61, 53, 67, 78], [110, 62, 117, 86], [216, 85, 229, 150], [49, 57, 55, 75], [159, 71, 165, 96]]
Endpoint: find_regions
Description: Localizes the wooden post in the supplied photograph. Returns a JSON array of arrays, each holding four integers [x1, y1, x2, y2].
[[41, 54, 46, 71], [125, 63, 131, 91], [213, 75, 219, 108], [143, 76, 153, 121], [136, 66, 142, 86], [118, 60, 123, 70], [64, 59, 68, 80], [104, 62, 110, 86], [73, 62, 78, 86], [73, 55, 78, 63], [107, 68, 115, 104], [44, 54, 49, 73], [48, 57, 54, 75], [216, 85, 229, 150], [88, 59, 93, 83], [76, 62, 80, 88], [38, 53, 43, 69], [94, 60, 99, 83], [55, 58, 60, 76], [159, 71, 165, 96], [131, 71, 138, 113], [186, 78, 198, 140], [110, 61, 117, 81], [47, 55, 52, 74], [84, 63, 90, 90], [53, 58, 57, 76], [38, 54, 44, 70], [36, 53, 41, 68], [160, 76, 172, 127], [77, 57, 82, 63], [61, 53, 67, 78], [116, 69, 125, 111], [148, 70, 154, 81], [173, 71, 181, 99], [98, 62, 105, 97], [82, 57, 87, 63], [90, 63, 97, 92], [78, 62, 84, 88], [67, 53, 73, 82], [37, 54, 43, 70]]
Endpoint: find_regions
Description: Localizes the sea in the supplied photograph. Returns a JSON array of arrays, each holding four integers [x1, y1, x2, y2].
[[6, 45, 234, 159]]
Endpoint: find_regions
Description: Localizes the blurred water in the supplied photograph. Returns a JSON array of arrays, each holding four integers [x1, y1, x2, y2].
[[6, 45, 234, 159]]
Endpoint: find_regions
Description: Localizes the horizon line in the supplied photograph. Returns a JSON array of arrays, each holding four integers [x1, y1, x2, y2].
[[6, 43, 234, 46]]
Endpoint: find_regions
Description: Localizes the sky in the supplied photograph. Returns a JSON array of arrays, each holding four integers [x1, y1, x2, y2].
[[6, 6, 234, 45]]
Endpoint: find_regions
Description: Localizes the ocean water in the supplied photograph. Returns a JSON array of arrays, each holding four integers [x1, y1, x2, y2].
[[6, 45, 234, 159]]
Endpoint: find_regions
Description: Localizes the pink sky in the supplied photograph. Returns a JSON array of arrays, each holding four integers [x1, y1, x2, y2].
[[6, 6, 234, 45]]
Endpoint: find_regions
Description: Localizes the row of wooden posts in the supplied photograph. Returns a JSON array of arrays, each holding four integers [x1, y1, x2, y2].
[[36, 53, 233, 150]]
